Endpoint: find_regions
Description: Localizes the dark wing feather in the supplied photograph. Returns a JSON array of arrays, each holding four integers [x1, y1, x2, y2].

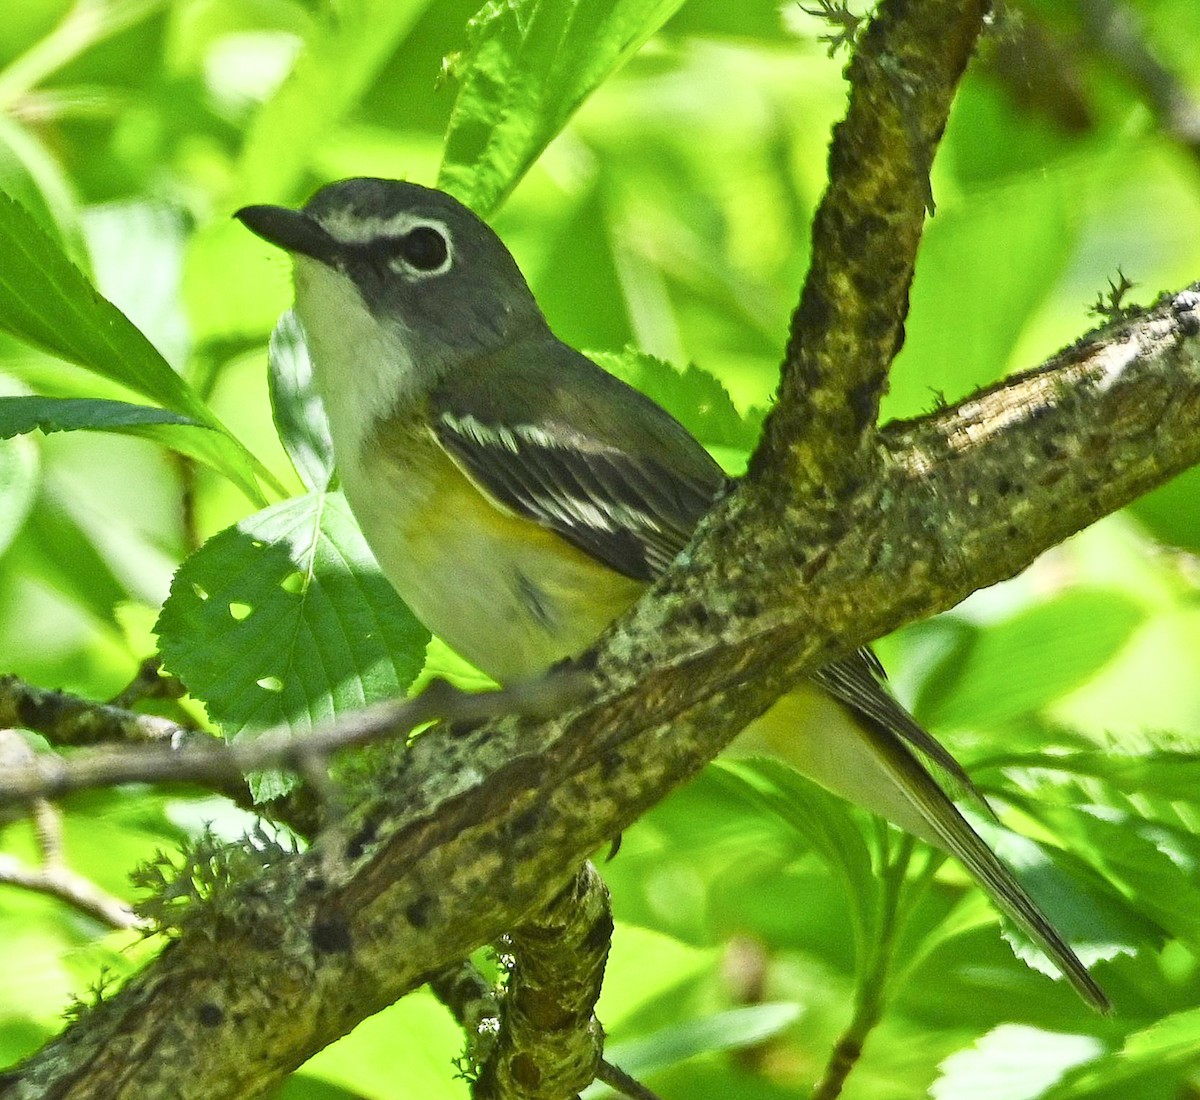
[[434, 337, 996, 808], [811, 651, 993, 813], [431, 338, 729, 581]]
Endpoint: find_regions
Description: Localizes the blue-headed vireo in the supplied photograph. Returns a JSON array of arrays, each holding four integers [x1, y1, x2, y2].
[[236, 178, 1107, 1010]]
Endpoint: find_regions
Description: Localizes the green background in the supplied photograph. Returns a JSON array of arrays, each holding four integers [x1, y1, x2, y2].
[[2, 0, 1200, 1096]]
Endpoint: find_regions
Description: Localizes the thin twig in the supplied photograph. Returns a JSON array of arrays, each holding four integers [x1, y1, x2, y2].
[[0, 671, 590, 807], [595, 1059, 667, 1100], [108, 656, 186, 711], [1, 673, 194, 748], [0, 853, 144, 931]]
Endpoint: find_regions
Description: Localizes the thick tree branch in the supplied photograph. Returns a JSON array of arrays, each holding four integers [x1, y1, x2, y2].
[[474, 864, 611, 1100], [4, 285, 1198, 1100], [755, 0, 988, 497], [2, 0, 1197, 1089]]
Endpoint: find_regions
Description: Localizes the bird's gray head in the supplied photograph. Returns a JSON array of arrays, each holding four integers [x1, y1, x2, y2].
[[237, 177, 544, 376], [236, 178, 548, 453]]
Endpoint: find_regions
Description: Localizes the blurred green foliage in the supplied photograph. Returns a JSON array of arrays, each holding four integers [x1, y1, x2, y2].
[[1, 0, 1200, 1097]]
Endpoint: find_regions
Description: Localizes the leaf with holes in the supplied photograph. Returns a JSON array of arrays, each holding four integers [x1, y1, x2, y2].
[[155, 489, 429, 801]]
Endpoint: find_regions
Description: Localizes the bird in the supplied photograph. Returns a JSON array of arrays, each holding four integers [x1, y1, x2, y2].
[[235, 177, 1108, 1011]]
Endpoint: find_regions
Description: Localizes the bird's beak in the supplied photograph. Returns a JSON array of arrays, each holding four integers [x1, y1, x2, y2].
[[234, 204, 342, 266]]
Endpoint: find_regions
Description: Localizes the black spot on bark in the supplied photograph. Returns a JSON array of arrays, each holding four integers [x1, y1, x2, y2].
[[406, 895, 435, 928], [197, 1002, 224, 1028], [311, 917, 352, 955]]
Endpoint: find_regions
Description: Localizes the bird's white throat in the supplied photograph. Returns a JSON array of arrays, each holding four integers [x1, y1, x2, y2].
[[292, 256, 424, 473]]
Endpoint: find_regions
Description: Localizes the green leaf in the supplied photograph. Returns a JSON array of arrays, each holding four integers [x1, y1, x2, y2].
[[0, 432, 37, 560], [0, 395, 271, 497], [439, 0, 689, 216], [1043, 1008, 1200, 1098], [969, 814, 1156, 973], [0, 192, 278, 503], [235, 0, 434, 202], [917, 590, 1145, 730], [267, 312, 334, 492], [0, 396, 198, 436], [155, 490, 429, 801], [931, 1024, 1103, 1100], [0, 190, 203, 418], [585, 1003, 801, 1095], [710, 758, 878, 953], [592, 348, 765, 457]]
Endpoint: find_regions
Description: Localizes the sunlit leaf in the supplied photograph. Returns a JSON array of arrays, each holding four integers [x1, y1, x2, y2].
[[0, 192, 276, 503], [439, 0, 689, 215], [267, 312, 334, 492], [155, 490, 428, 801], [593, 348, 765, 456], [1043, 1008, 1200, 1098], [931, 1024, 1103, 1100]]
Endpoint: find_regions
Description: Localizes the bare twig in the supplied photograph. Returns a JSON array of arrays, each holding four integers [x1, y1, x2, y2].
[[595, 1060, 667, 1100], [0, 671, 589, 807], [1, 673, 193, 748], [0, 852, 143, 931], [108, 657, 186, 711]]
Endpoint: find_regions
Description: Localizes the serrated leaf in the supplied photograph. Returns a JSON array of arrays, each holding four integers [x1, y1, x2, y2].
[[1042, 1008, 1200, 1098], [0, 115, 85, 262], [1030, 748, 1200, 804], [1019, 798, 1200, 953], [969, 814, 1155, 974], [592, 348, 765, 455], [267, 312, 334, 491], [931, 1025, 1103, 1100], [439, 0, 689, 216], [0, 190, 202, 418], [155, 490, 429, 801], [919, 590, 1145, 730]]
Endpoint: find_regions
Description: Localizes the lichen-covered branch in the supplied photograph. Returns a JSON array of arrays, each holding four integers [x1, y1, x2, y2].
[[4, 284, 1198, 1100], [474, 864, 611, 1100], [754, 0, 988, 498], [0, 674, 194, 749]]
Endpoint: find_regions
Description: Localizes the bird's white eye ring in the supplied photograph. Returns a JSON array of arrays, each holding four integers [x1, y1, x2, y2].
[[396, 225, 449, 272]]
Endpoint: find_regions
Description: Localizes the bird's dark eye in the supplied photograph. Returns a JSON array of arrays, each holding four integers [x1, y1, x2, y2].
[[397, 225, 449, 271]]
